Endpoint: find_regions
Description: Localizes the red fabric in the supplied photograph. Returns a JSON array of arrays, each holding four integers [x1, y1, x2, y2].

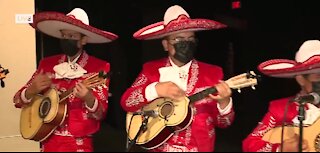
[[13, 51, 109, 141], [242, 97, 299, 152], [42, 135, 93, 152], [121, 58, 235, 152]]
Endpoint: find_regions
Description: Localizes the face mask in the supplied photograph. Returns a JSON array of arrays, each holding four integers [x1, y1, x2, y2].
[[173, 41, 197, 64], [60, 39, 79, 57]]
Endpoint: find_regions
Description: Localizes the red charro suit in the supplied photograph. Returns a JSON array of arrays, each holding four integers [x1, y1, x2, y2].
[[242, 96, 318, 152], [121, 58, 235, 152], [14, 51, 109, 152]]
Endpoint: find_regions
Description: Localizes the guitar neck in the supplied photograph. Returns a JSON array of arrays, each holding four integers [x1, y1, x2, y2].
[[58, 72, 109, 102], [188, 87, 217, 103], [59, 89, 74, 102]]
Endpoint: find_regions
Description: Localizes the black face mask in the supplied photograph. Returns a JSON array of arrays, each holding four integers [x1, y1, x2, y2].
[[60, 39, 79, 57], [173, 41, 197, 64]]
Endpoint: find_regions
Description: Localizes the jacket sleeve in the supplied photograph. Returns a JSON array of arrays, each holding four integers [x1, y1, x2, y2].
[[210, 67, 235, 128], [242, 111, 280, 152], [215, 106, 235, 128], [86, 62, 110, 120], [120, 63, 155, 112]]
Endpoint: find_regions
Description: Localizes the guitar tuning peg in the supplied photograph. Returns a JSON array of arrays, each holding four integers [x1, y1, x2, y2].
[[237, 89, 241, 93], [251, 86, 256, 90]]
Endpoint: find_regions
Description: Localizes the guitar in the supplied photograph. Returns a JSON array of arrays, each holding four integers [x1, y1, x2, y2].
[[262, 117, 320, 152], [0, 65, 9, 88], [20, 71, 109, 142], [126, 71, 259, 149]]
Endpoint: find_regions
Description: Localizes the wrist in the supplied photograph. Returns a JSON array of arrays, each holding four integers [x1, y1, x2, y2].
[[25, 87, 36, 99], [84, 92, 95, 105], [218, 97, 230, 108]]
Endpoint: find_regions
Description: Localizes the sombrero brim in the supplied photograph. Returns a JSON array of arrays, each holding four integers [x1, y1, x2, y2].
[[258, 56, 320, 78], [133, 18, 227, 40], [31, 11, 118, 43]]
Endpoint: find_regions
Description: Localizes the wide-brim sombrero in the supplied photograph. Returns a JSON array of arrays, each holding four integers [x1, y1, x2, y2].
[[30, 8, 118, 43], [133, 5, 227, 40], [258, 40, 320, 78]]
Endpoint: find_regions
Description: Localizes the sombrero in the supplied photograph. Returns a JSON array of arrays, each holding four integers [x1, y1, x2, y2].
[[133, 5, 227, 40], [30, 8, 118, 43], [258, 40, 320, 78]]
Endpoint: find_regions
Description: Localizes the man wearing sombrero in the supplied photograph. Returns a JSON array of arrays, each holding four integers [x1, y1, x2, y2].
[[13, 8, 118, 152], [121, 5, 235, 152], [242, 40, 320, 152]]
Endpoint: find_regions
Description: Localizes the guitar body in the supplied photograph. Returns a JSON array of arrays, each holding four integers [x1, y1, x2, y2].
[[20, 88, 67, 142], [126, 97, 193, 149], [126, 71, 258, 149], [262, 118, 320, 152]]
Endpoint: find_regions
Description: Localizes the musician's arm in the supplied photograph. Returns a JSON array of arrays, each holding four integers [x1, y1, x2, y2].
[[86, 63, 110, 120], [214, 102, 235, 128], [217, 97, 233, 115], [121, 64, 155, 112], [242, 112, 280, 152], [13, 61, 45, 108]]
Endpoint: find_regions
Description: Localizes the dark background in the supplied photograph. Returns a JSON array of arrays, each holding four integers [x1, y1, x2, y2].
[[34, 0, 320, 152]]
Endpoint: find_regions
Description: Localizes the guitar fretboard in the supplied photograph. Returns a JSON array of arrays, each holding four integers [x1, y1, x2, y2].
[[188, 87, 217, 103]]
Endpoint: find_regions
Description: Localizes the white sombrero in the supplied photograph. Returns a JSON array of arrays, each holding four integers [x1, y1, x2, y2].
[[133, 5, 227, 40], [258, 40, 320, 78], [30, 8, 118, 43]]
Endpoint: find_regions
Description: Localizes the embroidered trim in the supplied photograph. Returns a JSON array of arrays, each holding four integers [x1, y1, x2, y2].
[[209, 128, 215, 138], [158, 143, 198, 152], [54, 129, 73, 137], [257, 143, 273, 152], [172, 134, 179, 143], [206, 117, 214, 126], [131, 74, 148, 88], [217, 111, 234, 126], [78, 52, 89, 68], [185, 126, 192, 145], [82, 112, 88, 120], [186, 61, 199, 95], [76, 138, 84, 145], [252, 116, 276, 137], [125, 88, 144, 107]]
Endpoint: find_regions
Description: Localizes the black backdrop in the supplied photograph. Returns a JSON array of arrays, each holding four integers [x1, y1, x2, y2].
[[34, 0, 320, 151]]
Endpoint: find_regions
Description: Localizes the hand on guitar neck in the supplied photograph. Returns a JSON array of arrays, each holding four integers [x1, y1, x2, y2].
[[73, 82, 96, 108], [208, 80, 232, 109], [155, 80, 232, 109]]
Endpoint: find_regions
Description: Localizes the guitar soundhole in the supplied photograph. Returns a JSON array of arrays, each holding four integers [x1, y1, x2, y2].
[[315, 133, 320, 152], [39, 97, 51, 118], [160, 102, 174, 118]]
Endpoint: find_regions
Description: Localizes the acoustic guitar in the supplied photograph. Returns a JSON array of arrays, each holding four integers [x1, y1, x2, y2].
[[262, 117, 320, 152], [0, 65, 9, 88], [126, 71, 259, 149], [20, 71, 109, 142]]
